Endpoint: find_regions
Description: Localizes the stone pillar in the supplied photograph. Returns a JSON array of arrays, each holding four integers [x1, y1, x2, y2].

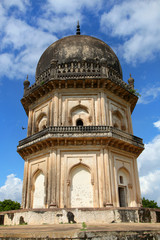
[[128, 106, 133, 134], [21, 160, 28, 208], [108, 150, 116, 206], [94, 154, 99, 207], [47, 152, 52, 206], [49, 150, 57, 208], [32, 112, 36, 135], [26, 163, 31, 209], [104, 148, 112, 205], [106, 98, 110, 125], [97, 149, 105, 207], [44, 156, 49, 207], [133, 157, 141, 207], [59, 94, 62, 126], [50, 100, 53, 126], [54, 92, 59, 126], [97, 92, 102, 125], [47, 101, 51, 127], [56, 149, 61, 207], [101, 92, 106, 125], [27, 110, 33, 136]]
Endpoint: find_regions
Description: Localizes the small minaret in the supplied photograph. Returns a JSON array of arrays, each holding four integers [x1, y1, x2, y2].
[[128, 73, 134, 89], [23, 75, 30, 96]]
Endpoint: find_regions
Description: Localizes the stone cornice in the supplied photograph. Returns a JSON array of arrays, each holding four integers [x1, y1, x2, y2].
[[17, 126, 144, 158], [21, 76, 138, 116]]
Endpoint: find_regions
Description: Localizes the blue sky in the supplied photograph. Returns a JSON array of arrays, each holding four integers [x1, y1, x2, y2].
[[0, 0, 160, 205]]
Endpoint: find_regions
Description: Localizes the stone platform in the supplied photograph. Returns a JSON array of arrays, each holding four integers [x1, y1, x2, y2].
[[0, 223, 160, 239], [1, 207, 160, 226]]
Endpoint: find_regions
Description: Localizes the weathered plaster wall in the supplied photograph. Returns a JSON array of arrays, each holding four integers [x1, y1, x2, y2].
[[70, 166, 93, 208], [2, 208, 160, 226], [32, 173, 45, 208]]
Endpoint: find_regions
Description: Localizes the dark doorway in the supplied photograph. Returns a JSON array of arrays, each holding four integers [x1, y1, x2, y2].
[[0, 215, 4, 225], [156, 211, 160, 222], [76, 119, 83, 126], [118, 187, 127, 207]]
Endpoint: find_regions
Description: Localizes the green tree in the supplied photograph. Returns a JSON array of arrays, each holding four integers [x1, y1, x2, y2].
[[142, 197, 159, 208], [0, 199, 21, 212]]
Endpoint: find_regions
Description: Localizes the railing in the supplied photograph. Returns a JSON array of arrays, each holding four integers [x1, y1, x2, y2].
[[18, 126, 143, 147], [57, 61, 101, 74], [23, 61, 134, 98]]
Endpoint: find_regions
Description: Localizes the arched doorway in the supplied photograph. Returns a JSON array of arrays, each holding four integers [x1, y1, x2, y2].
[[117, 168, 130, 207], [32, 172, 45, 208], [70, 165, 93, 207]]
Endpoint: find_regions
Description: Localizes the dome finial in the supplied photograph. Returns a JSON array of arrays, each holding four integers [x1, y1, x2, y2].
[[76, 21, 80, 35]]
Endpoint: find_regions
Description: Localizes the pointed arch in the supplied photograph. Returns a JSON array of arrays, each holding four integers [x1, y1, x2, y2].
[[117, 166, 131, 184], [31, 169, 45, 208], [68, 162, 91, 179], [112, 110, 126, 131], [31, 168, 44, 184], [70, 104, 89, 115], [117, 167, 131, 207], [36, 112, 47, 132], [113, 110, 123, 119], [68, 163, 93, 208], [69, 104, 90, 126]]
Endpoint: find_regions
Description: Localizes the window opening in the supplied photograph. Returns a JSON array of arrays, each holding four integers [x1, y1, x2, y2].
[[120, 176, 123, 184], [76, 119, 83, 126]]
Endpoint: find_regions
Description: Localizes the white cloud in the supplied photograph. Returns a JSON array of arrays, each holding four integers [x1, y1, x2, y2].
[[0, 16, 57, 79], [44, 0, 103, 15], [138, 135, 160, 175], [0, 0, 104, 80], [138, 132, 160, 205], [2, 0, 29, 13], [101, 0, 160, 63], [140, 170, 160, 205], [154, 120, 160, 130], [38, 0, 103, 34], [138, 86, 160, 104], [38, 14, 82, 34], [0, 174, 22, 203], [0, 1, 59, 80]]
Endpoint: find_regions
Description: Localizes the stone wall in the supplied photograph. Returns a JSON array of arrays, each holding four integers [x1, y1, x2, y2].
[[1, 208, 160, 226]]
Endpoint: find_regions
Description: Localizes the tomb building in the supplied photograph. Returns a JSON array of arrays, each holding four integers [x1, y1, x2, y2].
[[17, 25, 144, 210]]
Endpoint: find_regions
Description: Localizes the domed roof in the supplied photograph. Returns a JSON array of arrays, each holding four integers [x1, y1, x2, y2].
[[36, 35, 122, 79]]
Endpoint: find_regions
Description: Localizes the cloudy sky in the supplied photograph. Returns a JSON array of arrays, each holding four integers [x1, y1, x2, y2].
[[0, 0, 160, 205]]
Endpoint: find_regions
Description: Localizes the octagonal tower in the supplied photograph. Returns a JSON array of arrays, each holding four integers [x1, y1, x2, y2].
[[18, 27, 144, 209]]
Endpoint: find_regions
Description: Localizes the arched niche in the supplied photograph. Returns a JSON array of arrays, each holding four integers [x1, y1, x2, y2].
[[31, 170, 45, 208], [117, 167, 131, 207], [112, 110, 126, 131], [69, 104, 91, 126], [69, 164, 93, 208], [36, 113, 47, 132]]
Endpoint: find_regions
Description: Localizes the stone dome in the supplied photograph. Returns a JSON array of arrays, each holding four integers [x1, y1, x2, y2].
[[36, 35, 122, 80]]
